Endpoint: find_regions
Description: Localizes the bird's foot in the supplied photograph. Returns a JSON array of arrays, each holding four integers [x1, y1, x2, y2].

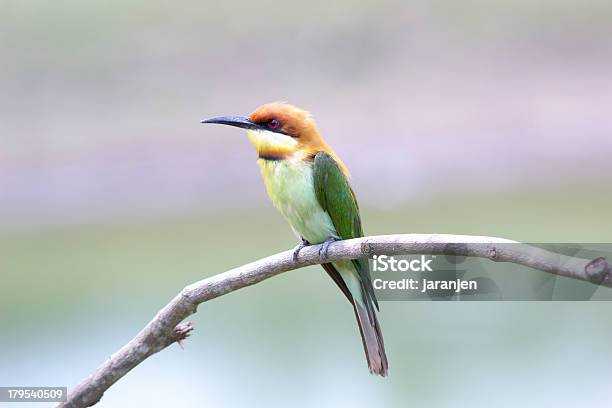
[[292, 238, 310, 262], [319, 237, 339, 261]]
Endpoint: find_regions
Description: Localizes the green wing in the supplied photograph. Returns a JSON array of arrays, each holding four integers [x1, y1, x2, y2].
[[312, 152, 378, 309]]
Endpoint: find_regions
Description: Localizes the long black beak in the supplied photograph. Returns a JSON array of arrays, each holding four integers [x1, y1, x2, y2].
[[200, 115, 259, 130]]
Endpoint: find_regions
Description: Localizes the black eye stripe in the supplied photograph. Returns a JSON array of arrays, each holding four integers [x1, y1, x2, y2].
[[254, 119, 297, 138]]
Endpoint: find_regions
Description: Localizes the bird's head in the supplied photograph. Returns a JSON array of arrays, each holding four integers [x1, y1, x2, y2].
[[202, 102, 347, 173]]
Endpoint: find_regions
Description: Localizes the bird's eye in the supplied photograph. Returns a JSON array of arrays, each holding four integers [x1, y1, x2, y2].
[[268, 119, 280, 130]]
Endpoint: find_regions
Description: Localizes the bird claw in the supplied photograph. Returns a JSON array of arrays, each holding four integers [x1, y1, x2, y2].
[[319, 237, 338, 261], [292, 238, 310, 262]]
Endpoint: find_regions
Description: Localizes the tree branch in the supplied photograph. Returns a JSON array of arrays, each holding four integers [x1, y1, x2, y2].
[[57, 233, 611, 408]]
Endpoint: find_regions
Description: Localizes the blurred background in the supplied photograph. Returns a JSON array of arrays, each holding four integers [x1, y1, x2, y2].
[[1, 0, 612, 406]]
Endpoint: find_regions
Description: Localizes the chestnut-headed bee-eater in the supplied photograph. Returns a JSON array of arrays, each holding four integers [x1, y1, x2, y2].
[[201, 102, 388, 376]]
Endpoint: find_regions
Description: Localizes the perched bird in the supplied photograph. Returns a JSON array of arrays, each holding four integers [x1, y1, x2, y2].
[[201, 102, 388, 376]]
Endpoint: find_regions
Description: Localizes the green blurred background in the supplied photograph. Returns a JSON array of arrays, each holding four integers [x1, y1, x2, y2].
[[1, 1, 612, 407]]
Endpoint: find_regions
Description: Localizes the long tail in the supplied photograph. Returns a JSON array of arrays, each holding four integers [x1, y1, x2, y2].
[[353, 285, 388, 376], [322, 262, 388, 376]]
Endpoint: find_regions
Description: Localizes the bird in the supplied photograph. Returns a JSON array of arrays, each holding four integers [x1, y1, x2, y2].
[[201, 102, 388, 376]]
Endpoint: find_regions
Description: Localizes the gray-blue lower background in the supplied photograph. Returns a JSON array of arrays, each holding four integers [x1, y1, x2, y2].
[[2, 209, 612, 408]]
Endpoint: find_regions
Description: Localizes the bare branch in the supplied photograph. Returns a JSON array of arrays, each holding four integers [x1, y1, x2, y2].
[[57, 234, 611, 408]]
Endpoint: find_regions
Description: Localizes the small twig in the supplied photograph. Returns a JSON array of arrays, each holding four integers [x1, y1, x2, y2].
[[57, 233, 610, 408], [172, 321, 194, 349]]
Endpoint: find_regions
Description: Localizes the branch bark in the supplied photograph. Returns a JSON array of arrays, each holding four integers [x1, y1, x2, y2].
[[57, 233, 611, 408]]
